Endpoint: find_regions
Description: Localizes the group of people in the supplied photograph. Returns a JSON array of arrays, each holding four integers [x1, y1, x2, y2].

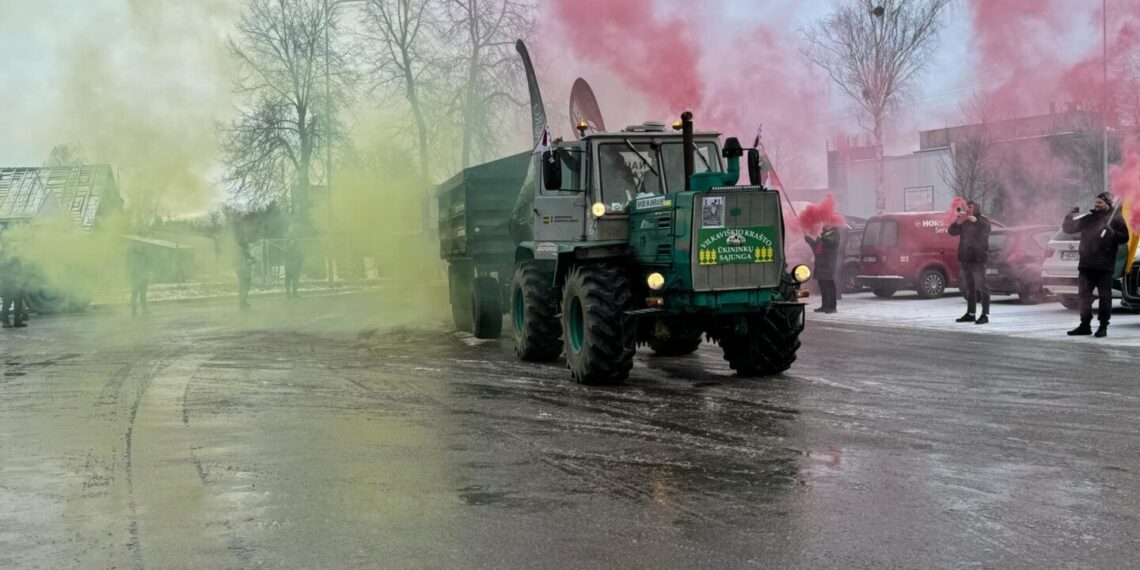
[[805, 192, 1132, 338]]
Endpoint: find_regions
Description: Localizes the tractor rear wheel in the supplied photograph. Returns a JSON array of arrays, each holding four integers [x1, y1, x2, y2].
[[472, 275, 503, 339], [511, 262, 562, 361], [719, 312, 802, 376], [561, 264, 635, 384]]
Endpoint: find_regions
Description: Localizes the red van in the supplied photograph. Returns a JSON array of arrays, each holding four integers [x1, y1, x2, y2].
[[855, 212, 964, 299]]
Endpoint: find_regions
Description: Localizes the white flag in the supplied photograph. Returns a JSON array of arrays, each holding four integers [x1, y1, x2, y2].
[[533, 125, 553, 155]]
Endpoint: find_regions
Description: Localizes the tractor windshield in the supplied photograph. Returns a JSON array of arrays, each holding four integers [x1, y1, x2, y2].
[[660, 142, 719, 192], [598, 142, 663, 205], [597, 141, 721, 207]]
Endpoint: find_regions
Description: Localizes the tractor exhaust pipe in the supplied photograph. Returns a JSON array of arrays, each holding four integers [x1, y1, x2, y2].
[[681, 111, 694, 192]]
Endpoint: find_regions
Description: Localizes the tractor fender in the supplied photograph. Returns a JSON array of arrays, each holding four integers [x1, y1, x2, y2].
[[553, 241, 632, 288]]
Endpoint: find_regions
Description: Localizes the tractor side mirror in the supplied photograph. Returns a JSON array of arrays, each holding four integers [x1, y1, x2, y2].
[[542, 150, 563, 190], [747, 149, 762, 186]]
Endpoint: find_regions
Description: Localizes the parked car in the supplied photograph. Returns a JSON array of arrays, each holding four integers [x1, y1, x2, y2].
[[856, 211, 1005, 299], [1041, 228, 1132, 310], [984, 225, 1054, 304], [839, 223, 865, 294]]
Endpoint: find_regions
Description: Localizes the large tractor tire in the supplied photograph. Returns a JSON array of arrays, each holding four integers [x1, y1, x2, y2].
[[511, 262, 562, 362], [448, 263, 474, 332], [719, 312, 802, 376], [471, 275, 503, 339], [561, 264, 635, 384], [648, 333, 704, 356]]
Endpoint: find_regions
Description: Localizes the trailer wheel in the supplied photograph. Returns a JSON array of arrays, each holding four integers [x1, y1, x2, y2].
[[648, 333, 703, 356], [561, 264, 635, 384], [448, 263, 474, 332], [719, 311, 802, 376], [471, 276, 502, 339], [511, 262, 562, 361]]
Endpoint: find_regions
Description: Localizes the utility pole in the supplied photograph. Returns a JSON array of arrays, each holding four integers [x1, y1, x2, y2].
[[1103, 0, 1109, 195], [325, 0, 334, 288]]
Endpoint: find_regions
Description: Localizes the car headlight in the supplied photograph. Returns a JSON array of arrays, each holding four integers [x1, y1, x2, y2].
[[646, 272, 666, 291], [591, 202, 607, 218], [793, 264, 812, 284]]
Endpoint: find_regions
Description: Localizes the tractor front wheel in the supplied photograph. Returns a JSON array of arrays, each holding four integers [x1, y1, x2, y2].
[[561, 264, 635, 384], [511, 262, 562, 361], [719, 312, 803, 376]]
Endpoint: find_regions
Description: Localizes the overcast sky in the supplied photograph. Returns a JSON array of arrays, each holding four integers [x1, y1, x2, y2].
[[0, 0, 1111, 190]]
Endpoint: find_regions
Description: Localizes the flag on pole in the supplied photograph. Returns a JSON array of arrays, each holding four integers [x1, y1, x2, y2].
[[533, 125, 553, 155], [753, 125, 785, 192]]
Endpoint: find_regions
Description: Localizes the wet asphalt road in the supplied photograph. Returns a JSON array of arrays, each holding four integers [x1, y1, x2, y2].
[[1, 289, 1138, 569]]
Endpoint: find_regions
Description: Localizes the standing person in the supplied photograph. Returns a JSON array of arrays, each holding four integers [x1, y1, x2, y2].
[[236, 241, 254, 310], [1064, 192, 1130, 338], [127, 243, 151, 316], [948, 200, 993, 324], [1, 255, 28, 328], [283, 237, 303, 299], [805, 225, 841, 313]]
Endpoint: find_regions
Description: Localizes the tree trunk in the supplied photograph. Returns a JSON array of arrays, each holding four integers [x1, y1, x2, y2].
[[297, 142, 312, 235], [873, 116, 886, 214], [403, 50, 432, 232], [460, 2, 481, 169]]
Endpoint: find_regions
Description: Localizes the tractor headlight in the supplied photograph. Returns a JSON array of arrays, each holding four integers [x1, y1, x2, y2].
[[647, 272, 666, 291], [591, 202, 607, 218], [793, 264, 812, 284]]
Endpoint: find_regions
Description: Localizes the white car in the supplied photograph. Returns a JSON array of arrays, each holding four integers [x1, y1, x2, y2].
[[1041, 228, 1128, 310]]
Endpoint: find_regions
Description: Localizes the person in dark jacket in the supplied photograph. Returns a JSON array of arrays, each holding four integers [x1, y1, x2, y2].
[[1, 255, 29, 328], [948, 200, 993, 324], [235, 241, 254, 310], [283, 238, 303, 299], [127, 243, 151, 316], [1063, 192, 1130, 337], [806, 225, 841, 313]]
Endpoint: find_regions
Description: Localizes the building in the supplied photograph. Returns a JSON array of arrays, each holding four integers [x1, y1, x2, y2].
[[0, 164, 122, 229], [827, 109, 1106, 221]]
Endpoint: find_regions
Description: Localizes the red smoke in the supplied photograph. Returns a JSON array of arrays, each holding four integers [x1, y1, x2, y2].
[[944, 196, 969, 224], [549, 0, 701, 113], [796, 193, 846, 236], [543, 0, 827, 185]]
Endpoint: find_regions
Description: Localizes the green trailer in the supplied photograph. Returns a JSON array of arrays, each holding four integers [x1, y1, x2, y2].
[[437, 152, 530, 338]]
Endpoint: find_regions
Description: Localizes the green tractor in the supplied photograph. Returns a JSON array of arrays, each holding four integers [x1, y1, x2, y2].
[[436, 41, 810, 384]]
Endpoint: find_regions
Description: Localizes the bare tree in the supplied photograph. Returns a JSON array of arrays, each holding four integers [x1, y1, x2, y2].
[[220, 0, 352, 230], [938, 95, 1002, 208], [359, 0, 439, 182], [43, 143, 87, 168], [444, 0, 534, 168], [802, 0, 952, 213]]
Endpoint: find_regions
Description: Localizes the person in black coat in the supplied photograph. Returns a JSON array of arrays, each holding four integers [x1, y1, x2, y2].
[[806, 225, 841, 314], [948, 200, 993, 324], [1063, 192, 1130, 338]]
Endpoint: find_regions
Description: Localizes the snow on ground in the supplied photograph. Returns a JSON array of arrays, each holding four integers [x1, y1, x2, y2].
[[811, 289, 1140, 347]]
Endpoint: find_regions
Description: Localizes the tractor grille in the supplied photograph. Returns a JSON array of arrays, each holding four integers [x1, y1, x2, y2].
[[691, 190, 783, 292]]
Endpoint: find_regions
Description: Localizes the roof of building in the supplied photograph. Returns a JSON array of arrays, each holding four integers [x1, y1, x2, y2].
[[0, 165, 121, 229]]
